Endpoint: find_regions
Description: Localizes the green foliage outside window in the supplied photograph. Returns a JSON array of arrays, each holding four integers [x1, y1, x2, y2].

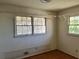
[[69, 16, 79, 34]]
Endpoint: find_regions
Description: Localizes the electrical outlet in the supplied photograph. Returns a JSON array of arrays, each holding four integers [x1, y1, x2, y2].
[[75, 49, 78, 53], [24, 51, 29, 55], [34, 47, 38, 50]]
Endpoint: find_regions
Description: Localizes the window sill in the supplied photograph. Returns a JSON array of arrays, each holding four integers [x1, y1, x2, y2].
[[68, 33, 79, 37]]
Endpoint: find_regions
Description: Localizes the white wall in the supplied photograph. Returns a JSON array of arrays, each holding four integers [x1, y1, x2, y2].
[[0, 4, 57, 59], [58, 6, 79, 58]]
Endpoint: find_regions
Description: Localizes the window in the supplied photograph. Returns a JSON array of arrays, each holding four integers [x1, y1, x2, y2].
[[68, 16, 79, 34], [33, 17, 46, 34], [14, 16, 46, 37], [15, 16, 32, 36]]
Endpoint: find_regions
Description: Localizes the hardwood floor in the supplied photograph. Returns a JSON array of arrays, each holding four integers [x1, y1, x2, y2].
[[23, 50, 77, 59]]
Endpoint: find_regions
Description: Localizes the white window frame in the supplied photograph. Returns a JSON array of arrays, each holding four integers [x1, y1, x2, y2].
[[68, 16, 79, 36], [14, 16, 32, 37], [14, 16, 47, 37], [33, 17, 47, 35]]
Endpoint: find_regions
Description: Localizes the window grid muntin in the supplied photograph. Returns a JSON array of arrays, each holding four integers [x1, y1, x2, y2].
[[15, 16, 46, 36], [16, 16, 32, 36], [33, 17, 46, 34], [69, 16, 79, 34]]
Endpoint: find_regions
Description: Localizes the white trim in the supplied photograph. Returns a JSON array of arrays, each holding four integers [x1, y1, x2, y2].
[[16, 49, 54, 59]]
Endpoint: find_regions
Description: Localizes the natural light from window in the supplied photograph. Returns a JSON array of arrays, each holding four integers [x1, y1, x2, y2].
[[69, 16, 79, 34]]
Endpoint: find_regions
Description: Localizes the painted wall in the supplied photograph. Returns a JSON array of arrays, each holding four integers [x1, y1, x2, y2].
[[58, 6, 79, 58], [0, 4, 57, 59]]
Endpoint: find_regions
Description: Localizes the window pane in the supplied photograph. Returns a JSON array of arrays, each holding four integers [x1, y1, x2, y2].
[[22, 17, 26, 25], [70, 16, 79, 24], [69, 26, 79, 34], [23, 26, 32, 35], [17, 26, 23, 35], [26, 17, 32, 25], [16, 16, 31, 26], [34, 26, 46, 34], [34, 18, 45, 25], [16, 16, 22, 25], [22, 17, 31, 25]]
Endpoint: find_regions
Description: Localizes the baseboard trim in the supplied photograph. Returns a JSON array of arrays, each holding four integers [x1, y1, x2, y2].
[[16, 49, 78, 59], [58, 50, 78, 59], [16, 49, 57, 59]]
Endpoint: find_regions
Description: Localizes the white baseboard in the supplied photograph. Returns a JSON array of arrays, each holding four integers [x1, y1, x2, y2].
[[16, 49, 55, 59]]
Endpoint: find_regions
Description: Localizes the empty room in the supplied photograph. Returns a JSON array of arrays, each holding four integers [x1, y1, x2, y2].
[[0, 0, 79, 59]]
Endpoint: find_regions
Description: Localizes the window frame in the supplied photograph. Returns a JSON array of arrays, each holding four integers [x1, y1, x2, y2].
[[14, 16, 47, 37], [33, 17, 47, 35], [14, 16, 33, 37], [68, 16, 79, 36]]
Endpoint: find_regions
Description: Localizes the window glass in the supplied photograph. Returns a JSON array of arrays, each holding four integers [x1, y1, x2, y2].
[[17, 26, 23, 35], [69, 16, 79, 35], [33, 17, 46, 34], [70, 16, 79, 24], [15, 16, 32, 36], [16, 16, 22, 25], [15, 16, 46, 37], [22, 26, 32, 35], [34, 26, 46, 34], [34, 18, 45, 25]]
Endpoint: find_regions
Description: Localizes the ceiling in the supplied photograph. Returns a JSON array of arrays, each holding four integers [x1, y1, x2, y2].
[[0, 0, 79, 11]]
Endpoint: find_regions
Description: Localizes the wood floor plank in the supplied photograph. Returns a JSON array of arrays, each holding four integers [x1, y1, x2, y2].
[[23, 50, 77, 59]]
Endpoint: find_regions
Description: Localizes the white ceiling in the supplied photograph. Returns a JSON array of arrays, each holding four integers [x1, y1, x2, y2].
[[0, 0, 79, 11]]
